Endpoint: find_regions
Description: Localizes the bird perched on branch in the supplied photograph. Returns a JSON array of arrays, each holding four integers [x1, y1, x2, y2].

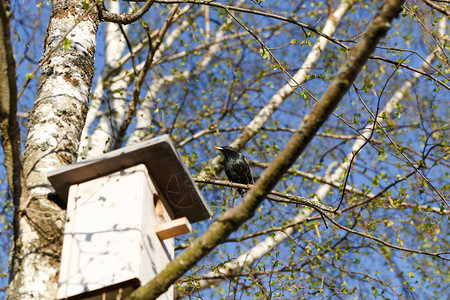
[[214, 146, 253, 196]]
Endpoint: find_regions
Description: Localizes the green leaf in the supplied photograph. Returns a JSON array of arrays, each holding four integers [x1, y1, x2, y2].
[[353, 115, 360, 126], [63, 38, 71, 51], [259, 48, 270, 60], [82, 0, 90, 10]]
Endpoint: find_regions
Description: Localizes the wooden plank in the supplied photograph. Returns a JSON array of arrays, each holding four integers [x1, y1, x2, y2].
[[155, 217, 192, 240], [47, 134, 211, 223], [155, 198, 165, 219]]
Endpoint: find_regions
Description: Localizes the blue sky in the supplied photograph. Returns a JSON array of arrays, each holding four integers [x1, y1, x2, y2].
[[1, 1, 448, 298]]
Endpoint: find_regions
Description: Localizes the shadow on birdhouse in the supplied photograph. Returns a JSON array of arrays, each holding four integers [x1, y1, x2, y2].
[[47, 135, 211, 300]]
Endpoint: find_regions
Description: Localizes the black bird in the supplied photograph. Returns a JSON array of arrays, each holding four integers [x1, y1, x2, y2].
[[214, 146, 253, 196]]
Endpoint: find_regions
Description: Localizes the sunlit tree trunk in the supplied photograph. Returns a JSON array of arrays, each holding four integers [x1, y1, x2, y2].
[[7, 1, 99, 298], [78, 0, 127, 158]]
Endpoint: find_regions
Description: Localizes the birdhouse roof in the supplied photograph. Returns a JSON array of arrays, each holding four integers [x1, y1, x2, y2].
[[47, 135, 211, 223]]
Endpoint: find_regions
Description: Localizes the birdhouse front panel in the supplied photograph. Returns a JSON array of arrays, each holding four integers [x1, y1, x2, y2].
[[49, 136, 211, 299], [57, 164, 173, 300]]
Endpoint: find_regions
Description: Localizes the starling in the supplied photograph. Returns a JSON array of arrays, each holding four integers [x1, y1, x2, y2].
[[214, 146, 253, 196]]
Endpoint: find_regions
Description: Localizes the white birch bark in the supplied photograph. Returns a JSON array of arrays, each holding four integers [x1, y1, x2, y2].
[[78, 0, 127, 159], [179, 16, 447, 295], [7, 1, 99, 299], [126, 5, 203, 146], [84, 6, 202, 153], [79, 4, 196, 154]]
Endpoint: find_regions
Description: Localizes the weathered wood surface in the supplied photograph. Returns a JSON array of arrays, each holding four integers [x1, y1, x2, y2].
[[58, 164, 174, 300]]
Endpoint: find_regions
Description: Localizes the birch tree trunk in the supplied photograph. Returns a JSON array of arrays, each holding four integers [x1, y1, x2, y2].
[[7, 1, 99, 298], [78, 0, 128, 158]]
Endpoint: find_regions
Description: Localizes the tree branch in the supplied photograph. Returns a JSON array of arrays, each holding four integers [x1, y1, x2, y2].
[[193, 177, 335, 213], [175, 9, 448, 296], [126, 0, 404, 298], [99, 0, 156, 24], [112, 4, 179, 149], [321, 209, 450, 260], [0, 0, 24, 205], [196, 0, 356, 184], [422, 0, 450, 16]]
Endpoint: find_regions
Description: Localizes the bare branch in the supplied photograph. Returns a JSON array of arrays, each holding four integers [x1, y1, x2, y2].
[[0, 0, 24, 205], [321, 209, 450, 260], [193, 177, 335, 213], [112, 4, 179, 149], [126, 1, 404, 298], [422, 0, 450, 17], [100, 0, 156, 24]]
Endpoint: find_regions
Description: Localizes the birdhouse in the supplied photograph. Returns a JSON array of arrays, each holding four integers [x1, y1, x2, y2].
[[47, 135, 211, 300]]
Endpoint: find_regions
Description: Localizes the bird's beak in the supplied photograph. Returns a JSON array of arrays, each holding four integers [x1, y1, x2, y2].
[[213, 146, 223, 151]]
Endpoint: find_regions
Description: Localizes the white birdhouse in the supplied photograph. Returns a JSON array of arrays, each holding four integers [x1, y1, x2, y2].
[[48, 135, 211, 300]]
